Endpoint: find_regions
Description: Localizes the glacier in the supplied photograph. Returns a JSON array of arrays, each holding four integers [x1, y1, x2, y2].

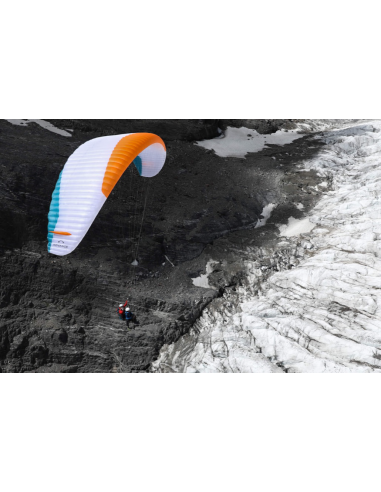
[[152, 120, 381, 373]]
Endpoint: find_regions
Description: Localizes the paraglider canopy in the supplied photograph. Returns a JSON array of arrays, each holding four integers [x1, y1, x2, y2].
[[47, 133, 166, 256]]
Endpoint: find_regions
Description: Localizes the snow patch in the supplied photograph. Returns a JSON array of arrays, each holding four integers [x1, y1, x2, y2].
[[196, 126, 303, 158], [5, 119, 72, 137], [278, 217, 315, 237], [192, 260, 217, 289], [255, 203, 277, 228]]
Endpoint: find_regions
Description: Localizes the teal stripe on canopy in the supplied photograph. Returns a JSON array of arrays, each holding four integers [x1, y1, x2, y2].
[[47, 170, 62, 252], [133, 156, 143, 175]]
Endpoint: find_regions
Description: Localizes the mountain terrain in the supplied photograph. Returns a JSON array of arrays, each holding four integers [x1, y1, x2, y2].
[[0, 119, 329, 372]]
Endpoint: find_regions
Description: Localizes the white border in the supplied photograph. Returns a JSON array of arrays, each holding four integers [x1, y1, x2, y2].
[[2, 1, 380, 117], [1, 1, 380, 489]]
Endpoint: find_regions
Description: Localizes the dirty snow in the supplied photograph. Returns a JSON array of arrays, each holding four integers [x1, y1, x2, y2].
[[278, 217, 315, 237], [153, 120, 381, 373], [196, 126, 304, 158], [255, 203, 277, 228], [5, 119, 72, 137], [192, 260, 217, 289], [293, 119, 368, 133]]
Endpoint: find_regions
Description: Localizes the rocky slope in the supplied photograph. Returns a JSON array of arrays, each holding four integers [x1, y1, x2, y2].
[[0, 119, 325, 372]]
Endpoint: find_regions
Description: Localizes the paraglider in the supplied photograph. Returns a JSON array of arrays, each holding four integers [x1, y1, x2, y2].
[[124, 307, 137, 329], [117, 300, 128, 320], [116, 300, 137, 329], [47, 133, 166, 255]]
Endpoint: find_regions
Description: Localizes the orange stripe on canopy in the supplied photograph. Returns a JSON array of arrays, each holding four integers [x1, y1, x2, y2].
[[101, 133, 166, 198], [49, 231, 72, 235]]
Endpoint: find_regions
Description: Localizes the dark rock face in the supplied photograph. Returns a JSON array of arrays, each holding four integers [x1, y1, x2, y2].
[[49, 119, 221, 142], [0, 119, 324, 372]]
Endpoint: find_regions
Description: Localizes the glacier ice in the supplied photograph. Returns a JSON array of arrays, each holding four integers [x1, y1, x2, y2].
[[153, 120, 381, 373]]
